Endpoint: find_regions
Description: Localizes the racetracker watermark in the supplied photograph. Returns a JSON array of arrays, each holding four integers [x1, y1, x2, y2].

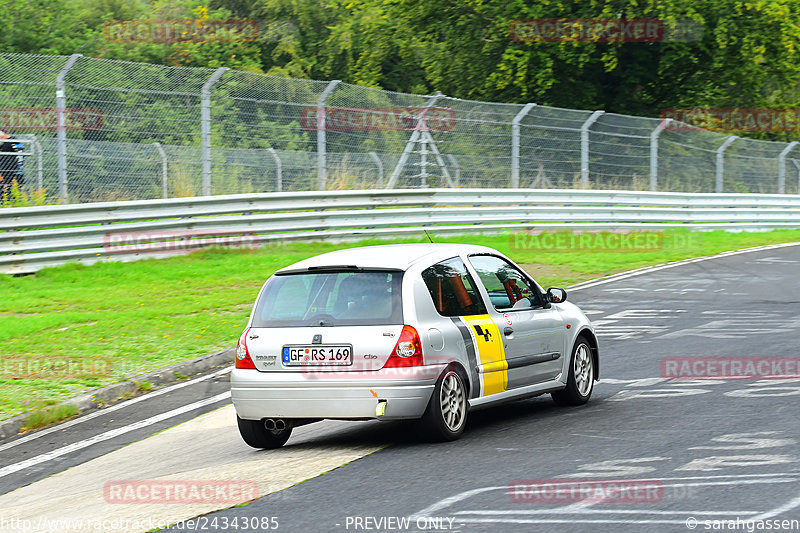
[[509, 18, 704, 43], [300, 107, 456, 132], [103, 230, 258, 255], [661, 108, 800, 133], [661, 357, 800, 380], [0, 107, 103, 131], [103, 19, 259, 43], [509, 479, 663, 503], [0, 356, 112, 379], [104, 480, 258, 504], [509, 230, 703, 253]]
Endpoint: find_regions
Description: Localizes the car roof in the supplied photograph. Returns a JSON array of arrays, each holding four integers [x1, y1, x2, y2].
[[276, 243, 498, 273]]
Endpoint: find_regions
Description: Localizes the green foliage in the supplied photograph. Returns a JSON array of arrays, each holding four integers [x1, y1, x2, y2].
[[3, 0, 800, 126], [23, 402, 79, 430], [0, 0, 264, 70], [206, 0, 800, 141], [1, 180, 49, 207]]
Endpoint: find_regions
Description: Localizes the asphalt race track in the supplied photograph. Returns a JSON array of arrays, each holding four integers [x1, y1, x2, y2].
[[2, 243, 800, 533]]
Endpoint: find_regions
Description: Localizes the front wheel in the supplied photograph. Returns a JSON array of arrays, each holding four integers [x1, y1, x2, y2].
[[421, 366, 468, 441], [237, 416, 292, 449], [551, 338, 594, 406]]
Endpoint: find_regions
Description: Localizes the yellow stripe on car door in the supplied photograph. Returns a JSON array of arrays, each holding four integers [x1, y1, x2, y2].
[[463, 315, 507, 396]]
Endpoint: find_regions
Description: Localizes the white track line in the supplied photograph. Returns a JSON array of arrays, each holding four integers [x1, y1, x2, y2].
[[568, 242, 800, 292], [0, 391, 230, 479], [750, 492, 800, 521], [0, 366, 232, 453]]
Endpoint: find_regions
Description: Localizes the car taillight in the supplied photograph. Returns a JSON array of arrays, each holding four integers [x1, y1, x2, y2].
[[384, 325, 423, 367], [236, 328, 257, 369]]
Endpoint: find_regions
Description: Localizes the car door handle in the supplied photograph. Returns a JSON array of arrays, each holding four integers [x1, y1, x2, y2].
[[503, 327, 514, 336]]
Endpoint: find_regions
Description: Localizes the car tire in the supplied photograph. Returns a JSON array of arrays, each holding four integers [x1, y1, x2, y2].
[[421, 365, 468, 441], [237, 416, 292, 449], [551, 337, 594, 406]]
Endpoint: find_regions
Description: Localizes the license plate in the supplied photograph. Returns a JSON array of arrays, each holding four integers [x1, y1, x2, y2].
[[282, 345, 353, 366]]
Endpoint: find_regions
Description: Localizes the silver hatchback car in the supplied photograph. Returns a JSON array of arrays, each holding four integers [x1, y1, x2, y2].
[[231, 243, 598, 448]]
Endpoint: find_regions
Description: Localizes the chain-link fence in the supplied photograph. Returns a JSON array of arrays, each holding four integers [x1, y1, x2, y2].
[[1, 53, 799, 205]]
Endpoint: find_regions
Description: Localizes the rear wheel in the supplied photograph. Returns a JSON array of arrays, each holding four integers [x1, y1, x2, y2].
[[551, 337, 594, 406], [421, 366, 468, 441], [237, 416, 292, 449]]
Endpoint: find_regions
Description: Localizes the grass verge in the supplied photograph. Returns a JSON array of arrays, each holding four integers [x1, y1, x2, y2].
[[1, 228, 799, 421], [23, 403, 79, 431]]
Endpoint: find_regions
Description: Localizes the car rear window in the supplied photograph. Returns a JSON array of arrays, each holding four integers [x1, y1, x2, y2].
[[252, 270, 404, 327]]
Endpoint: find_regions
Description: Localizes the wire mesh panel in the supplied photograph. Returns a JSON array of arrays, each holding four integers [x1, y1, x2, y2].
[[65, 138, 163, 202], [0, 55, 66, 200], [26, 136, 60, 198], [587, 113, 655, 190], [209, 147, 278, 195], [162, 144, 203, 197], [789, 158, 800, 195], [724, 138, 785, 194], [433, 96, 522, 189], [657, 126, 723, 192], [520, 105, 593, 189], [211, 70, 329, 152], [0, 54, 66, 110], [65, 56, 214, 145], [1, 53, 800, 205], [324, 152, 388, 190], [273, 149, 317, 191], [325, 83, 433, 189]]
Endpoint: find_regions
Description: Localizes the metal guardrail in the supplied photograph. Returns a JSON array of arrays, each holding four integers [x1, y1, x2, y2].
[[2, 189, 800, 274]]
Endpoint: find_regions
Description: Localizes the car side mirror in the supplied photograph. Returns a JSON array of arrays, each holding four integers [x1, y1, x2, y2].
[[546, 287, 567, 304]]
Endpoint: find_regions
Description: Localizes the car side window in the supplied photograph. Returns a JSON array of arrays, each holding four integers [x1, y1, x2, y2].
[[422, 257, 487, 317], [468, 255, 541, 310]]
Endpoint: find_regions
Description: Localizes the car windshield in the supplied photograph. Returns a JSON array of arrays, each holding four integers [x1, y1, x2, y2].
[[252, 270, 404, 327]]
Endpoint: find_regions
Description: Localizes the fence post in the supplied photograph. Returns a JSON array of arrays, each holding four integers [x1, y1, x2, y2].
[[368, 151, 383, 188], [511, 103, 536, 188], [201, 67, 228, 197], [649, 119, 670, 192], [31, 136, 43, 191], [715, 135, 738, 193], [580, 110, 604, 189], [317, 80, 341, 191], [267, 148, 282, 192], [153, 142, 168, 198], [55, 54, 81, 203], [446, 154, 461, 187], [778, 141, 798, 194]]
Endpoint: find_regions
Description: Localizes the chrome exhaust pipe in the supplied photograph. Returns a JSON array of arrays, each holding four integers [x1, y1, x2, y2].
[[264, 418, 276, 430], [274, 419, 286, 431]]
